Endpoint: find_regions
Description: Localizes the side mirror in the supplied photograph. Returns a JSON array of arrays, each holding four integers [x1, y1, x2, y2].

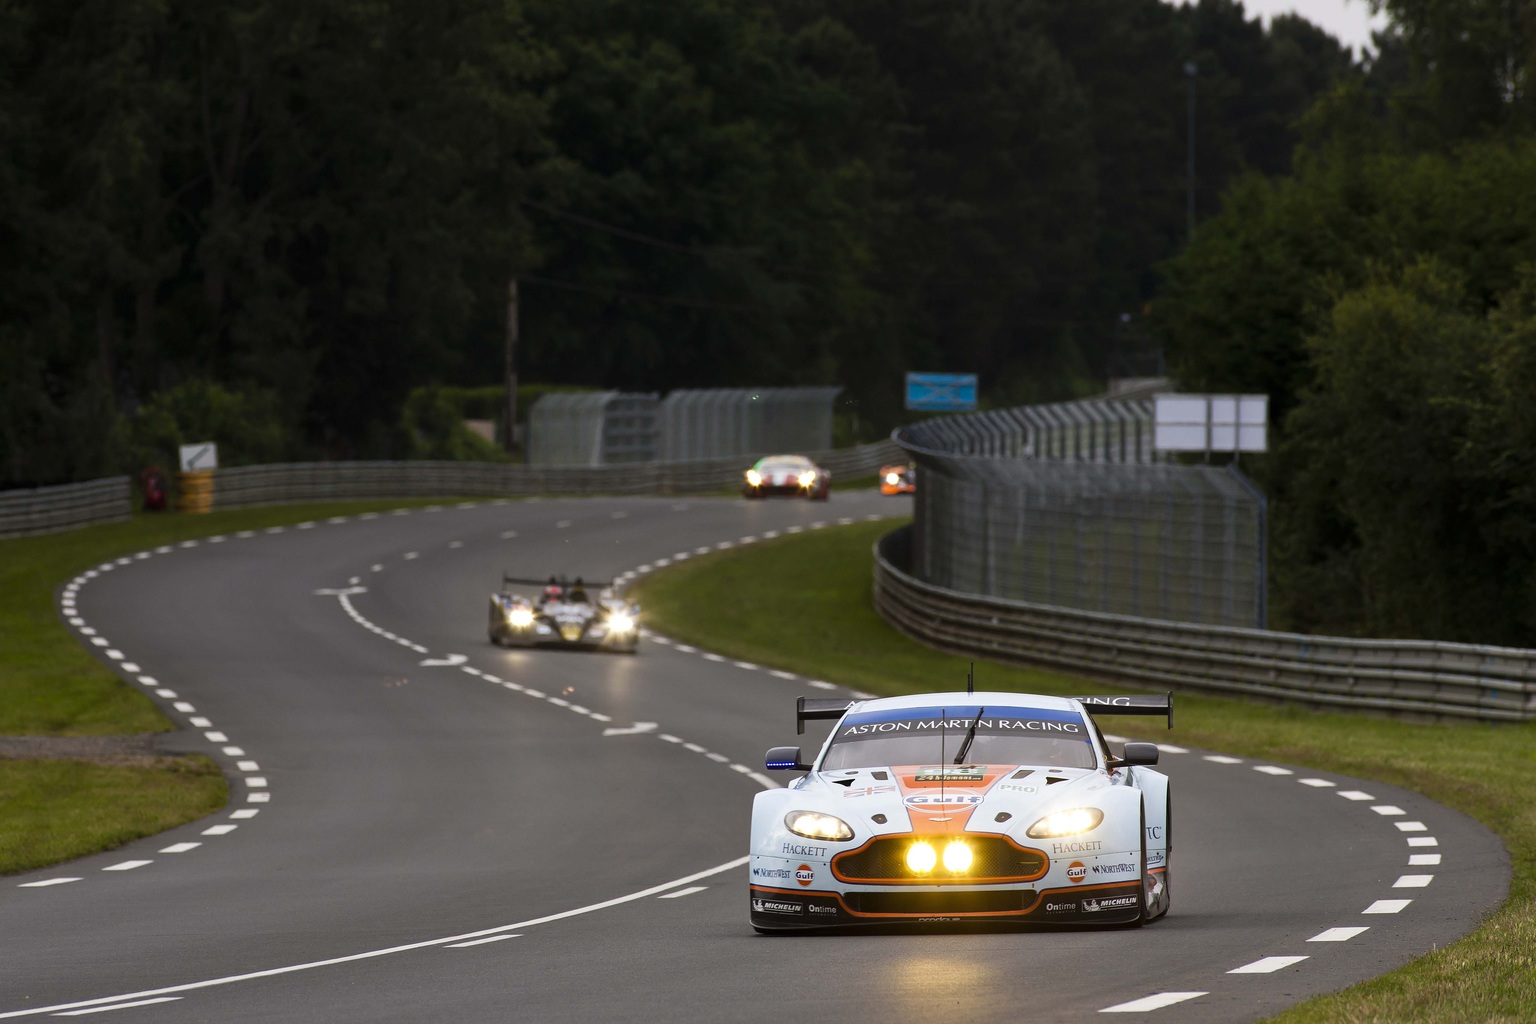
[[765, 745, 810, 771], [1107, 741, 1160, 769]]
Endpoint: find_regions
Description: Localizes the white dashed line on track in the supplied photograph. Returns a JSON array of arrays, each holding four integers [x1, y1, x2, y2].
[[1229, 956, 1308, 974], [54, 996, 184, 1015], [17, 878, 80, 888], [1308, 927, 1368, 942], [658, 886, 707, 899], [1100, 992, 1207, 1013], [1363, 899, 1412, 914], [102, 861, 151, 872]]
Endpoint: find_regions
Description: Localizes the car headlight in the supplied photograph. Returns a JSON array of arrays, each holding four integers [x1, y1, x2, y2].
[[1025, 807, 1104, 838], [609, 612, 635, 633], [905, 841, 937, 873], [746, 470, 762, 487], [942, 840, 973, 873], [784, 810, 853, 842], [886, 472, 900, 485], [508, 607, 534, 628], [798, 471, 816, 486]]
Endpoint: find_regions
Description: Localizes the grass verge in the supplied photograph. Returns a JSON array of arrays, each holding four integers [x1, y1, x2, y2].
[[0, 496, 470, 875], [0, 759, 227, 874], [631, 519, 1536, 1024]]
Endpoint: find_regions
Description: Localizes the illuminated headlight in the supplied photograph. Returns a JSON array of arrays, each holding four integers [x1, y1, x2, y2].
[[1025, 807, 1104, 838], [905, 841, 937, 874], [609, 612, 635, 633], [942, 840, 973, 873], [798, 471, 816, 486], [746, 470, 762, 487], [886, 472, 900, 485], [784, 810, 853, 842], [508, 607, 534, 628]]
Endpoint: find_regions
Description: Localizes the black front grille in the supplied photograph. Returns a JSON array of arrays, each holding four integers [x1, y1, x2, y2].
[[833, 836, 1047, 884], [842, 890, 1034, 915]]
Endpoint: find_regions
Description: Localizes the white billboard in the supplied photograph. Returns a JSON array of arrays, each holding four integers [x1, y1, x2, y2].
[[1154, 394, 1267, 454]]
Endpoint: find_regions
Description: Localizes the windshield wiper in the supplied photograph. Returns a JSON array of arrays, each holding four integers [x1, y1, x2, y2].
[[953, 706, 985, 764]]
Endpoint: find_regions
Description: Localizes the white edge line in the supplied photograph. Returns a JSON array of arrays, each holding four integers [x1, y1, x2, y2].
[[0, 857, 750, 1019]]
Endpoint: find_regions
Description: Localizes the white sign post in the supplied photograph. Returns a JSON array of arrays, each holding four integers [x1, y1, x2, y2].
[[1154, 395, 1267, 458], [178, 443, 220, 472]]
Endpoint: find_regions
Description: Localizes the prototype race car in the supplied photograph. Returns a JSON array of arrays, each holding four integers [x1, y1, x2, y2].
[[879, 463, 916, 495], [743, 455, 830, 500], [488, 574, 639, 653], [749, 690, 1172, 931]]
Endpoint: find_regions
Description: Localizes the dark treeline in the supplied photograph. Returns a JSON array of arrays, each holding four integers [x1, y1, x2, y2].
[[1156, 0, 1536, 644], [0, 0, 1355, 484]]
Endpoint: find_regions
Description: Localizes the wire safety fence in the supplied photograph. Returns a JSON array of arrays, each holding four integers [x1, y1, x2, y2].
[[897, 399, 1265, 629]]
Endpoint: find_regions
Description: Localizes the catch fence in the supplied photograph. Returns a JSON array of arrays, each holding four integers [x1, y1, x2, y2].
[[897, 399, 1265, 628]]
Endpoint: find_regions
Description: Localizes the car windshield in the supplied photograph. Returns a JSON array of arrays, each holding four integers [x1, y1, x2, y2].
[[819, 705, 1097, 771], [758, 457, 810, 472]]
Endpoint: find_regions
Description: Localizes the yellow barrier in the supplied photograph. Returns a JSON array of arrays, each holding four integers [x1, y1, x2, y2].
[[177, 470, 214, 513]]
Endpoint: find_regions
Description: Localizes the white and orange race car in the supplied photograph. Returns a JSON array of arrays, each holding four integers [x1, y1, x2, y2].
[[749, 690, 1172, 931], [879, 463, 915, 495]]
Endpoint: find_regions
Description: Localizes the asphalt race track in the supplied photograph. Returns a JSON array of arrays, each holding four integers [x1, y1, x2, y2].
[[5, 492, 1510, 1022]]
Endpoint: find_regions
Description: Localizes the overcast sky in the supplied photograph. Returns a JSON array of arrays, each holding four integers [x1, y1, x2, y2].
[[1174, 0, 1389, 55]]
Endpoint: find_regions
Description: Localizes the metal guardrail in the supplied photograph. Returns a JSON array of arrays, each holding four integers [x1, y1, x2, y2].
[[209, 441, 902, 509], [0, 478, 132, 539], [873, 526, 1536, 722]]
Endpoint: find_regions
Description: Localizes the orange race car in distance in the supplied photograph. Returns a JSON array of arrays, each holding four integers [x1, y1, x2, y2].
[[880, 463, 916, 496]]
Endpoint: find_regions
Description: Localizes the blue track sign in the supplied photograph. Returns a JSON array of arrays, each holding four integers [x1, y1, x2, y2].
[[905, 372, 978, 412]]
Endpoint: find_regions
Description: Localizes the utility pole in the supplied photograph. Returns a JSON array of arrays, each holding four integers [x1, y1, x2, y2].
[[1184, 60, 1198, 241], [504, 277, 519, 456]]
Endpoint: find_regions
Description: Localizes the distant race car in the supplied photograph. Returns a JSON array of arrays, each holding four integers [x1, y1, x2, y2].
[[488, 574, 639, 653], [749, 690, 1172, 931], [743, 455, 830, 500], [879, 463, 915, 496]]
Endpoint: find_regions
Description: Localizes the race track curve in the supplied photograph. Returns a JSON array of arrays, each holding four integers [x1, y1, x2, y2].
[[3, 492, 1509, 1022]]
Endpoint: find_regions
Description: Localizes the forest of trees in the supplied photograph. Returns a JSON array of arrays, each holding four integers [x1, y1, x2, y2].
[[1157, 0, 1536, 644], [0, 0, 1356, 484]]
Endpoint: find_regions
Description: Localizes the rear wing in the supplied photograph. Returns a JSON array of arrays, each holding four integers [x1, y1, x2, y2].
[[1075, 693, 1173, 730], [501, 573, 615, 589], [796, 697, 857, 735]]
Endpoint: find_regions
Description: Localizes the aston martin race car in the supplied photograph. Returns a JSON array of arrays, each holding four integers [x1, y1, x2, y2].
[[487, 574, 639, 653], [749, 690, 1172, 931], [743, 455, 830, 500], [879, 463, 915, 495]]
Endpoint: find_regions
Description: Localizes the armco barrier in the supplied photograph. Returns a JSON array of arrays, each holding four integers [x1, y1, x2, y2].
[[0, 478, 132, 539], [873, 526, 1536, 722], [208, 441, 902, 509]]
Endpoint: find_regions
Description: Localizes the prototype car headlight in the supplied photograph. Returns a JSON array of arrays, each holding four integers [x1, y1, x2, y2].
[[886, 472, 900, 485], [905, 841, 937, 874], [1025, 807, 1104, 838], [609, 612, 635, 633], [784, 810, 853, 842], [508, 607, 534, 628], [942, 840, 973, 873], [798, 471, 816, 486], [746, 470, 762, 487]]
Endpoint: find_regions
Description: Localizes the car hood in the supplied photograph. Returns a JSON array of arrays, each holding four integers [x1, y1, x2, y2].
[[801, 764, 1109, 834]]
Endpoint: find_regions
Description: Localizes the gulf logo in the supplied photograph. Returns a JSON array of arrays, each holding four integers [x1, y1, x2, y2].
[[796, 865, 815, 887], [1066, 861, 1087, 884], [903, 792, 984, 813]]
